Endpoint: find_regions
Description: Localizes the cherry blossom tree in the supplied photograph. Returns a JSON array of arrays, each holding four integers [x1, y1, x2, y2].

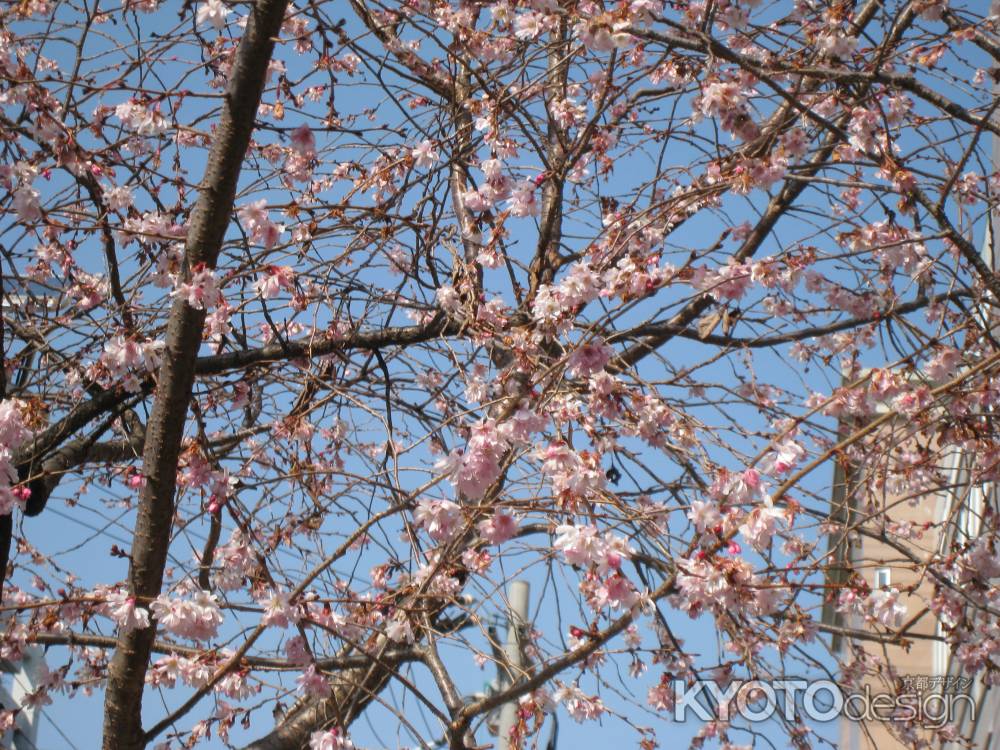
[[0, 0, 999, 749]]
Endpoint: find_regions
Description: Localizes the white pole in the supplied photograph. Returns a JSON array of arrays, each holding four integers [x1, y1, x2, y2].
[[1, 645, 42, 750], [496, 581, 530, 750]]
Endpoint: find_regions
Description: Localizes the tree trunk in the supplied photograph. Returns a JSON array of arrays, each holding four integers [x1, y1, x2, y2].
[[101, 1, 290, 747]]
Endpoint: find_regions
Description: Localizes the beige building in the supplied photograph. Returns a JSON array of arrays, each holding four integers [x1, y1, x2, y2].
[[824, 442, 988, 750], [823, 157, 1000, 748]]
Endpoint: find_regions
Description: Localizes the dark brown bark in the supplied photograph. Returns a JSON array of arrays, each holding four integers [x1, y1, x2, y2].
[[240, 652, 400, 750], [100, 0, 291, 747]]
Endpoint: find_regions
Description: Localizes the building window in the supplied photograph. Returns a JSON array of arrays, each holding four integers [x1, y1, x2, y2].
[[875, 568, 891, 589]]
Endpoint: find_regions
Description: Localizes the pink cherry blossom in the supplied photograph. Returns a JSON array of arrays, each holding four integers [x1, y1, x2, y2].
[[103, 589, 151, 632], [296, 664, 332, 698], [687, 500, 722, 533], [290, 124, 316, 155], [691, 258, 753, 301], [437, 419, 508, 499], [760, 438, 806, 475], [384, 612, 415, 643], [477, 510, 519, 545], [497, 405, 548, 444], [507, 179, 540, 217], [414, 499, 463, 542], [865, 589, 907, 628], [13, 186, 41, 221], [0, 399, 32, 450], [255, 265, 296, 299], [925, 348, 963, 381], [436, 284, 462, 312], [258, 589, 299, 628], [738, 505, 784, 552], [648, 678, 676, 711], [310, 728, 354, 750], [238, 199, 284, 249], [196, 0, 230, 29], [554, 684, 605, 722], [114, 100, 168, 136], [172, 265, 222, 310], [150, 589, 224, 641], [216, 669, 257, 700], [411, 139, 439, 168], [554, 524, 604, 567], [566, 340, 613, 378]]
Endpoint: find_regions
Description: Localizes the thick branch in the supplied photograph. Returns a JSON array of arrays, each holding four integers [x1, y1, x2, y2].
[[612, 290, 974, 350], [31, 631, 419, 671]]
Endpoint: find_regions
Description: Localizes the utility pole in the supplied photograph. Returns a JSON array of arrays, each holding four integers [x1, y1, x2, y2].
[[0, 645, 43, 750], [991, 73, 1000, 270], [496, 581, 529, 750]]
